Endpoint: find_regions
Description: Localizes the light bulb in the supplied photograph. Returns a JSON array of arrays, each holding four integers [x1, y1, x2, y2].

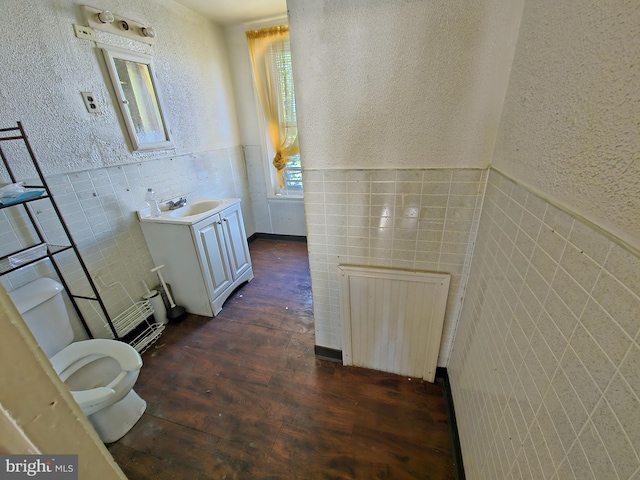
[[141, 26, 156, 38], [97, 10, 114, 24]]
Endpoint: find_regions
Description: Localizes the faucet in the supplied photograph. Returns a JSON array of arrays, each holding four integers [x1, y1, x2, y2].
[[167, 197, 187, 210]]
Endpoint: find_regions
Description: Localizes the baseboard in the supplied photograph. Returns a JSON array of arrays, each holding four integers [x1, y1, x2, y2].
[[251, 233, 307, 243], [314, 345, 343, 362], [437, 367, 466, 480]]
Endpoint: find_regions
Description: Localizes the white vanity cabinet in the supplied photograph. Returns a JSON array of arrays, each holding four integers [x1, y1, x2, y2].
[[193, 202, 253, 314], [140, 200, 253, 317]]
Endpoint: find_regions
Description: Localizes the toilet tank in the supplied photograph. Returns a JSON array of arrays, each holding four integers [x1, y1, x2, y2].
[[8, 278, 75, 358]]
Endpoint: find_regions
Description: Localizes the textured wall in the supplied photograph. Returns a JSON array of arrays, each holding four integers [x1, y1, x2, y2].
[[288, 0, 523, 170], [0, 0, 240, 176], [450, 170, 640, 479], [287, 0, 522, 364], [492, 0, 640, 249], [0, 1, 255, 338], [450, 2, 640, 477]]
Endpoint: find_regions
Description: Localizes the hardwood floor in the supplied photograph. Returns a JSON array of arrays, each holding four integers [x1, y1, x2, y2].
[[108, 239, 456, 479]]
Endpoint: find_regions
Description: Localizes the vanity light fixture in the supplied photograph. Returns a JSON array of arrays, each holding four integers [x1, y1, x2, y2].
[[96, 10, 114, 24], [82, 5, 156, 45]]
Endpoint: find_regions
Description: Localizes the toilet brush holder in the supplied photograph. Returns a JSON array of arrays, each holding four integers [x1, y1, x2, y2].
[[144, 289, 168, 325], [151, 265, 187, 324], [141, 280, 168, 325]]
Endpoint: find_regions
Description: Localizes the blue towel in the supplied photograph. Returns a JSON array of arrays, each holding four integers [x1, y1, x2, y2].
[[0, 190, 45, 205]]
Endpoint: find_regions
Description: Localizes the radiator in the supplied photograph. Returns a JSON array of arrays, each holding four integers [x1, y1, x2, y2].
[[338, 265, 450, 383]]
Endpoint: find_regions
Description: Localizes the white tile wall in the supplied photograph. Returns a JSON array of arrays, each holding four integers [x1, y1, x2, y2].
[[267, 197, 307, 236], [449, 169, 640, 479], [303, 168, 487, 365], [1, 147, 253, 339], [243, 145, 307, 235]]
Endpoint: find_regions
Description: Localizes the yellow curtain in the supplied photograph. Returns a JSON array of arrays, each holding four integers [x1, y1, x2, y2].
[[246, 26, 299, 189]]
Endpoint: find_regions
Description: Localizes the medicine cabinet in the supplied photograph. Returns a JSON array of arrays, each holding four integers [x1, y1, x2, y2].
[[101, 45, 173, 151]]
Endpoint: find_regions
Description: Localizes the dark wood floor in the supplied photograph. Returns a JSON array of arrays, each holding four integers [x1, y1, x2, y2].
[[108, 239, 455, 479]]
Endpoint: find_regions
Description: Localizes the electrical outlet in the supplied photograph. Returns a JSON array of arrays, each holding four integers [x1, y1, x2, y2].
[[73, 24, 96, 41], [81, 92, 100, 113]]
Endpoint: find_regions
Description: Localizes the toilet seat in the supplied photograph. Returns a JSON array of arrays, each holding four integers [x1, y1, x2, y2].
[[49, 339, 143, 415]]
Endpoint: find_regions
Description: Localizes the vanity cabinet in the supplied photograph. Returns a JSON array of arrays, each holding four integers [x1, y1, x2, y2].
[[140, 200, 253, 317], [193, 202, 252, 313]]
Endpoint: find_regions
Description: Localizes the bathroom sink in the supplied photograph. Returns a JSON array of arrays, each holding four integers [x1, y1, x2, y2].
[[137, 196, 237, 225], [169, 199, 223, 218]]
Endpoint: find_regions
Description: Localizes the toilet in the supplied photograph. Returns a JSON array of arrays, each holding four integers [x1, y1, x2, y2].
[[8, 277, 146, 443]]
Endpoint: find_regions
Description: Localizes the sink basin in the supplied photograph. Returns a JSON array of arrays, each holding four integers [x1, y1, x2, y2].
[[169, 199, 223, 218], [138, 196, 237, 225]]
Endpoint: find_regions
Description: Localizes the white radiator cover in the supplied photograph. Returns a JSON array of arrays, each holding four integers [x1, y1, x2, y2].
[[338, 265, 451, 383]]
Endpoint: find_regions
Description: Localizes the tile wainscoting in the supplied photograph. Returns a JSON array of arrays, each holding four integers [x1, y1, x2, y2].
[[303, 168, 487, 366], [449, 169, 640, 479], [243, 145, 307, 236], [0, 147, 253, 337]]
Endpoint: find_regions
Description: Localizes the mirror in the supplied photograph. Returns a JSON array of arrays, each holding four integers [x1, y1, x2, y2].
[[101, 46, 173, 151]]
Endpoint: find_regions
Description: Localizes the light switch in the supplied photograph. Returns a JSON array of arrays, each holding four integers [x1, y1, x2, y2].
[[73, 24, 96, 41], [81, 92, 100, 113]]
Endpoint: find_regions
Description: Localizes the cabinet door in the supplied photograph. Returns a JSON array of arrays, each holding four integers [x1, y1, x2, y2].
[[220, 204, 251, 280], [196, 219, 232, 298]]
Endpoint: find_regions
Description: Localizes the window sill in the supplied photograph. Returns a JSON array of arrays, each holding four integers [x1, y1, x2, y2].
[[267, 194, 304, 201]]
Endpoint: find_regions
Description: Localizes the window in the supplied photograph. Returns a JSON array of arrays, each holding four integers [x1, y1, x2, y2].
[[284, 153, 303, 192], [246, 26, 302, 196], [273, 43, 301, 193]]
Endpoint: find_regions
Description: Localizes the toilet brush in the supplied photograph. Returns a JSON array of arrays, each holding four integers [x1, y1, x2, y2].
[[151, 265, 186, 323]]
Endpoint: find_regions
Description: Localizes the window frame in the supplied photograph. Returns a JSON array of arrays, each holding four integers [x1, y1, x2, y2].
[[247, 21, 303, 199]]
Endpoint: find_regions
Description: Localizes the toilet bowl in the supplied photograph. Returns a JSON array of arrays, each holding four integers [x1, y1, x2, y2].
[[8, 277, 146, 443]]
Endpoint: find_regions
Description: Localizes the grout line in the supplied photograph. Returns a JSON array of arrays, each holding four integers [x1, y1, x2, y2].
[[589, 406, 626, 480], [453, 170, 640, 479], [436, 170, 453, 272], [445, 170, 489, 366], [491, 166, 640, 259]]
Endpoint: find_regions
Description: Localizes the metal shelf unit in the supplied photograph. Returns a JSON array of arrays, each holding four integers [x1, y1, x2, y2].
[[0, 121, 119, 339]]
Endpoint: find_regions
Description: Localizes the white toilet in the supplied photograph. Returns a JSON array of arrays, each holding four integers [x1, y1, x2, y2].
[[9, 277, 146, 443]]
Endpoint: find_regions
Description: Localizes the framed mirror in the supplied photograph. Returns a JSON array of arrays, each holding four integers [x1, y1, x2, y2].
[[101, 46, 173, 151]]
